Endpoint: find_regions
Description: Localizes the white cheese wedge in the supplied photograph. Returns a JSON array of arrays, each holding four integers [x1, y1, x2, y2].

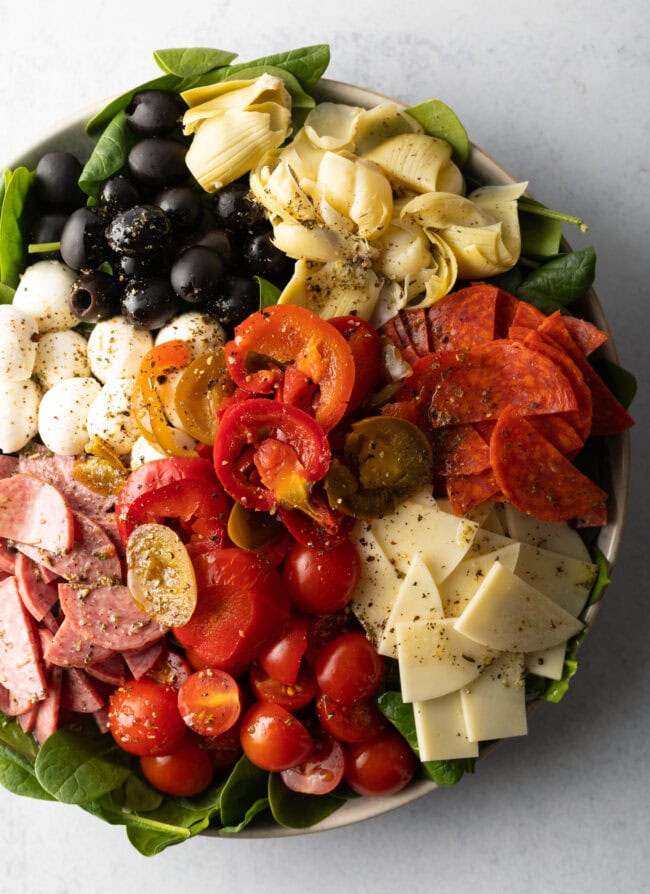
[[438, 544, 521, 618], [454, 562, 584, 653], [514, 543, 597, 617], [464, 527, 516, 559], [377, 554, 444, 658], [413, 691, 479, 760], [525, 643, 567, 680], [481, 502, 507, 536], [396, 618, 498, 702], [350, 526, 404, 645], [460, 651, 528, 741], [503, 504, 591, 562]]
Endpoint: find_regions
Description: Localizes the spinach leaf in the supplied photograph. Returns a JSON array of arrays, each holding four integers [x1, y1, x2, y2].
[[423, 758, 475, 787], [516, 246, 596, 313], [34, 724, 132, 803], [79, 112, 136, 198], [85, 74, 182, 136], [125, 783, 223, 855], [256, 275, 281, 310], [518, 195, 588, 233], [0, 167, 34, 288], [186, 64, 315, 109], [489, 266, 524, 294], [267, 773, 342, 829], [219, 753, 269, 827], [220, 797, 270, 834], [0, 759, 55, 800], [592, 358, 638, 409], [542, 627, 589, 704], [406, 100, 470, 166], [153, 47, 237, 78], [519, 199, 563, 260], [587, 548, 611, 606], [124, 774, 163, 812], [239, 44, 330, 92], [0, 715, 39, 765]]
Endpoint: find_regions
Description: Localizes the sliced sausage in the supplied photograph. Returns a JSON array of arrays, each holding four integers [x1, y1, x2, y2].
[[19, 445, 115, 515], [58, 583, 166, 651], [43, 616, 115, 668], [123, 640, 165, 680], [0, 576, 48, 706], [0, 474, 74, 553], [34, 665, 62, 745], [61, 668, 105, 713], [15, 553, 59, 622]]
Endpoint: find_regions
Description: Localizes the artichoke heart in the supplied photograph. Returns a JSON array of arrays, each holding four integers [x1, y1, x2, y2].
[[303, 101, 364, 151], [250, 154, 317, 223], [374, 219, 433, 280], [353, 103, 423, 155], [316, 152, 393, 239], [401, 192, 495, 230], [181, 73, 290, 131], [403, 232, 458, 307], [279, 258, 384, 320], [364, 134, 464, 195]]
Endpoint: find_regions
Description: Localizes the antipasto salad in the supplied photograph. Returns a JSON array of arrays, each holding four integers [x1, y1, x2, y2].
[[0, 44, 636, 854]]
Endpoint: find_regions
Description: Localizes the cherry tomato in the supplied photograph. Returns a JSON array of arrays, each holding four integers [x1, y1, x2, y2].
[[250, 662, 318, 712], [224, 304, 355, 431], [140, 736, 214, 797], [259, 613, 309, 685], [147, 648, 191, 689], [315, 693, 389, 743], [240, 702, 314, 772], [200, 723, 243, 773], [178, 668, 241, 737], [344, 730, 417, 796], [305, 611, 351, 667], [107, 679, 185, 756], [280, 732, 345, 795], [314, 632, 385, 705], [282, 539, 360, 614], [329, 316, 382, 411], [174, 547, 290, 676]]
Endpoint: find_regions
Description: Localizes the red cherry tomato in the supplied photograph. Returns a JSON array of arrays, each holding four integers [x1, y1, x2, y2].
[[250, 662, 318, 712], [200, 723, 243, 773], [329, 316, 382, 411], [314, 632, 385, 705], [147, 648, 192, 689], [305, 611, 352, 668], [174, 547, 290, 676], [140, 736, 214, 797], [315, 693, 389, 743], [282, 539, 360, 614], [177, 668, 241, 737], [280, 731, 345, 795], [344, 730, 417, 796], [240, 702, 314, 772], [259, 613, 309, 685], [107, 679, 185, 757]]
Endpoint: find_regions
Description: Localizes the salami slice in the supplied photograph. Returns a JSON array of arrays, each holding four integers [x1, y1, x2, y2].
[[426, 283, 499, 351], [58, 583, 166, 651], [475, 415, 583, 457], [123, 640, 165, 680], [0, 456, 18, 479], [19, 446, 115, 515], [0, 541, 16, 574], [17, 703, 39, 733], [0, 682, 35, 716], [510, 300, 546, 330], [419, 342, 578, 429], [446, 468, 502, 515], [15, 553, 59, 622], [61, 668, 105, 713], [0, 576, 48, 706], [493, 289, 520, 338], [0, 475, 74, 554], [85, 654, 126, 686], [34, 664, 62, 745], [490, 405, 608, 523], [43, 617, 114, 668]]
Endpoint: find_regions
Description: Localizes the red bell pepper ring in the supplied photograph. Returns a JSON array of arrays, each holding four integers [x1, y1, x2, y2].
[[213, 398, 331, 513], [329, 315, 382, 412]]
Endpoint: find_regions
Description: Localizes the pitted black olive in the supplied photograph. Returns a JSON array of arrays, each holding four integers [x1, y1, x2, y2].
[[212, 181, 268, 234], [125, 90, 185, 138], [98, 175, 141, 214], [154, 186, 203, 236], [34, 152, 85, 212], [60, 207, 108, 270], [121, 275, 179, 330], [170, 247, 225, 304], [243, 231, 294, 286], [187, 227, 234, 268], [112, 250, 168, 282], [105, 205, 170, 255], [69, 271, 122, 323], [204, 275, 259, 326], [127, 138, 188, 188]]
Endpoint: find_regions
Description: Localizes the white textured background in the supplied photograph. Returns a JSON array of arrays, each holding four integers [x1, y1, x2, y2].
[[1, 1, 649, 891]]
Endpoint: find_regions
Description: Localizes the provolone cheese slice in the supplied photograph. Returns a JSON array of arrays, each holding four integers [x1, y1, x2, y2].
[[377, 554, 443, 658], [413, 691, 479, 761], [525, 642, 567, 680], [503, 505, 591, 562], [460, 651, 527, 742], [438, 544, 521, 618], [514, 543, 597, 617], [350, 526, 404, 645]]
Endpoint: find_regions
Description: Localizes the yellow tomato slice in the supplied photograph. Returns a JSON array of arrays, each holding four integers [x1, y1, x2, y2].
[[174, 348, 233, 445]]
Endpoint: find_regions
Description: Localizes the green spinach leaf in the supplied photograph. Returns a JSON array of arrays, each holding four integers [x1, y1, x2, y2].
[[0, 167, 34, 287], [125, 783, 223, 855], [542, 627, 589, 704], [220, 797, 270, 834], [0, 715, 39, 765], [516, 246, 596, 313], [219, 753, 269, 827], [124, 774, 164, 812], [519, 199, 563, 260], [0, 759, 55, 800], [79, 112, 136, 198], [186, 64, 315, 109], [256, 275, 281, 310], [406, 100, 470, 166], [592, 358, 637, 409], [85, 74, 182, 136], [240, 44, 330, 92], [518, 195, 588, 233], [268, 773, 342, 829], [153, 47, 237, 78]]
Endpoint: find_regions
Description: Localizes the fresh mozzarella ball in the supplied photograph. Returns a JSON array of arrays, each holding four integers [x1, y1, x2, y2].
[[87, 316, 153, 384], [0, 305, 39, 381], [32, 329, 90, 390], [86, 378, 139, 456], [130, 431, 198, 470], [0, 379, 40, 452], [12, 260, 78, 332], [155, 311, 226, 358], [38, 376, 101, 455]]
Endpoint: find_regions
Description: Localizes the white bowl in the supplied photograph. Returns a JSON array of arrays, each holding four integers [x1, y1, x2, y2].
[[2, 78, 631, 839]]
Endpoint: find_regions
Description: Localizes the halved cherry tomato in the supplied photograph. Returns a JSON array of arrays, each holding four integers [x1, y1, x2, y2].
[[147, 648, 191, 689], [107, 679, 186, 756], [224, 305, 355, 431], [177, 668, 241, 737], [329, 316, 382, 411], [314, 632, 385, 705], [315, 693, 388, 743], [344, 730, 417, 796], [282, 539, 360, 614], [115, 457, 229, 545], [280, 731, 345, 795], [250, 662, 318, 711], [140, 736, 213, 796], [240, 702, 314, 772], [174, 547, 290, 676], [259, 613, 309, 685]]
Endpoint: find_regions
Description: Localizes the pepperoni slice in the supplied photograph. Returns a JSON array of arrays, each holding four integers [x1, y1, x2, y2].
[[0, 475, 74, 553], [418, 342, 578, 429], [426, 283, 499, 351], [510, 300, 546, 329], [490, 405, 607, 523], [493, 289, 520, 337], [58, 583, 166, 651], [563, 316, 609, 355], [431, 424, 491, 476], [401, 308, 430, 357], [446, 468, 502, 515]]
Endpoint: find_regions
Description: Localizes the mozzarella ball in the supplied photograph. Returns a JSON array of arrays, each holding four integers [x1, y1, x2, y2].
[[130, 431, 198, 470], [86, 378, 139, 456], [12, 260, 78, 332], [0, 379, 40, 452], [0, 305, 39, 381], [38, 376, 101, 455], [32, 329, 90, 390], [155, 311, 226, 358], [87, 316, 153, 384]]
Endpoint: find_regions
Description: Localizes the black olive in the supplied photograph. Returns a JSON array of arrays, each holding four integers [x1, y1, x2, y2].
[[29, 213, 67, 261], [60, 207, 107, 270], [33, 152, 85, 212], [98, 175, 141, 214], [127, 138, 188, 188], [105, 205, 170, 255], [121, 275, 180, 330], [112, 250, 168, 282], [69, 271, 122, 323], [204, 275, 259, 326], [187, 228, 233, 268], [243, 232, 294, 286], [170, 247, 225, 305], [213, 181, 268, 234], [154, 186, 203, 236], [125, 90, 185, 138]]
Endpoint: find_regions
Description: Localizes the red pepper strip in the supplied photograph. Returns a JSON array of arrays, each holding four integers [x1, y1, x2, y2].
[[214, 398, 331, 513]]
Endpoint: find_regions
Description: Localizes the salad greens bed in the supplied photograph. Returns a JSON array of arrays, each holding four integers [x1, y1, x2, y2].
[[0, 43, 637, 855]]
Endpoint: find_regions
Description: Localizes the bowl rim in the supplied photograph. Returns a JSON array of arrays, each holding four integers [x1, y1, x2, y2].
[[1, 77, 631, 840]]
